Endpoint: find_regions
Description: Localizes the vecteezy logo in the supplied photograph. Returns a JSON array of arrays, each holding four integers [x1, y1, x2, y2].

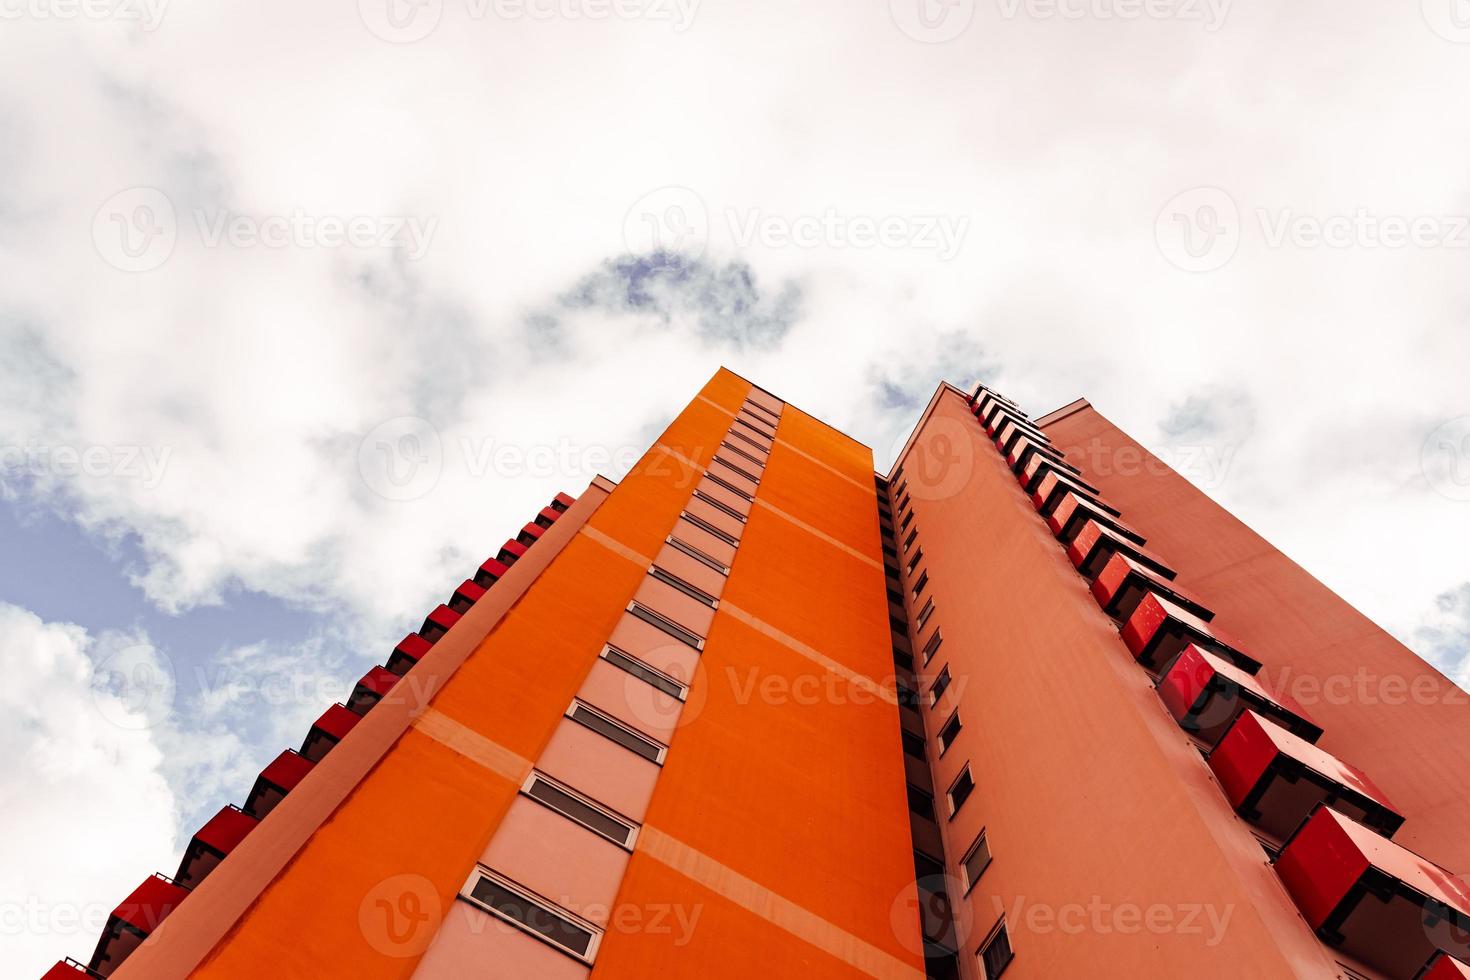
[[890, 0, 975, 43], [623, 186, 710, 258], [360, 874, 442, 957], [358, 0, 444, 43], [1422, 417, 1470, 502], [90, 644, 176, 730], [1155, 186, 1240, 272], [92, 187, 177, 272], [358, 416, 444, 502], [1423, 0, 1470, 42], [891, 415, 975, 502]]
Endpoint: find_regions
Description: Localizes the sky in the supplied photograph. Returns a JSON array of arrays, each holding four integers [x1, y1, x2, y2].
[[4, 0, 1470, 972]]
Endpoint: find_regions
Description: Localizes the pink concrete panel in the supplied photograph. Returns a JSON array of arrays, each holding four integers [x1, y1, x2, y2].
[[606, 614, 702, 683], [670, 517, 737, 567], [683, 496, 745, 543], [537, 717, 661, 822], [632, 575, 716, 637], [577, 656, 684, 743], [729, 418, 774, 451], [695, 476, 753, 516], [744, 389, 783, 415], [479, 795, 632, 924], [410, 900, 591, 980], [708, 455, 761, 495], [652, 543, 727, 599]]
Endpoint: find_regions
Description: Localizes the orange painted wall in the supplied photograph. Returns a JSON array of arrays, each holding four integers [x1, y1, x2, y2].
[[187, 370, 747, 979], [889, 389, 1339, 979], [591, 394, 926, 977], [1041, 403, 1470, 873]]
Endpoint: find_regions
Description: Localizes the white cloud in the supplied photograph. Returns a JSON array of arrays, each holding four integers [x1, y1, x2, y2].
[[0, 604, 179, 977]]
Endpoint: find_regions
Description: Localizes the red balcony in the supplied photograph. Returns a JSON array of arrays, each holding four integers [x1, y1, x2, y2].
[[550, 491, 576, 512], [419, 604, 462, 643], [1046, 492, 1146, 547], [1019, 447, 1092, 494], [174, 805, 259, 889], [41, 959, 99, 980], [347, 665, 400, 715], [1007, 435, 1080, 480], [516, 521, 546, 547], [496, 539, 529, 565], [1157, 645, 1319, 745], [87, 874, 190, 976], [1067, 519, 1177, 582], [1422, 953, 1470, 979], [300, 703, 362, 762], [994, 415, 1050, 456], [448, 578, 487, 614], [1031, 470, 1120, 521], [1091, 553, 1213, 623], [474, 556, 511, 589], [244, 749, 314, 819], [1121, 592, 1259, 674], [1211, 710, 1402, 842], [1275, 806, 1470, 977], [385, 633, 433, 677], [534, 505, 562, 528]]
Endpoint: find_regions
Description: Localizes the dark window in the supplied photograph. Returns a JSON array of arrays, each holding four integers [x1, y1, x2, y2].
[[693, 489, 748, 524], [922, 628, 943, 664], [979, 921, 1014, 978], [903, 527, 919, 551], [937, 711, 963, 754], [627, 601, 702, 649], [897, 683, 920, 710], [887, 587, 905, 605], [948, 766, 975, 815], [901, 730, 927, 759], [601, 646, 687, 701], [912, 569, 930, 599], [906, 549, 923, 575], [962, 832, 992, 891], [649, 567, 718, 607], [893, 647, 914, 670], [930, 665, 952, 704], [916, 597, 935, 630], [526, 775, 635, 847], [900, 510, 914, 532], [882, 544, 898, 560], [466, 871, 597, 958], [667, 535, 728, 575], [889, 613, 908, 633], [907, 784, 936, 821], [569, 702, 664, 763]]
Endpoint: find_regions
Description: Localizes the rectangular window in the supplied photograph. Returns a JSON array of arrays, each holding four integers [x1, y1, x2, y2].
[[895, 480, 908, 500], [979, 920, 1014, 979], [907, 784, 936, 821], [903, 527, 919, 551], [712, 454, 763, 486], [961, 832, 992, 891], [906, 549, 923, 574], [897, 492, 911, 514], [937, 710, 962, 754], [901, 730, 927, 759], [887, 587, 904, 605], [948, 766, 975, 816], [921, 628, 943, 664], [649, 567, 718, 608], [930, 664, 952, 704], [667, 536, 729, 575], [889, 613, 908, 633], [912, 570, 930, 599], [524, 772, 638, 849], [899, 509, 914, 532], [693, 489, 748, 524], [702, 468, 754, 501], [627, 601, 703, 650], [882, 544, 898, 560], [893, 647, 914, 670], [461, 867, 601, 961], [568, 700, 665, 763], [916, 597, 935, 630], [601, 646, 687, 701], [719, 440, 767, 469], [896, 683, 920, 710], [679, 510, 739, 547]]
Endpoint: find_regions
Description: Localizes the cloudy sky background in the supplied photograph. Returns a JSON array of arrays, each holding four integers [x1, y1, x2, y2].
[[5, 0, 1470, 971]]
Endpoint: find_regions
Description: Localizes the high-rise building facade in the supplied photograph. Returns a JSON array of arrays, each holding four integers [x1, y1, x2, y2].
[[40, 369, 1470, 980]]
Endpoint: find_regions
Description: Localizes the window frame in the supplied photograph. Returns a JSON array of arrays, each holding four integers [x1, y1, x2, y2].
[[947, 765, 976, 817], [459, 865, 603, 963], [522, 770, 640, 850], [566, 699, 668, 764], [961, 830, 993, 894]]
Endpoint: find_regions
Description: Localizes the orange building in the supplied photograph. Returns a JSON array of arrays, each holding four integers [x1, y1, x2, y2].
[[40, 371, 1470, 980]]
